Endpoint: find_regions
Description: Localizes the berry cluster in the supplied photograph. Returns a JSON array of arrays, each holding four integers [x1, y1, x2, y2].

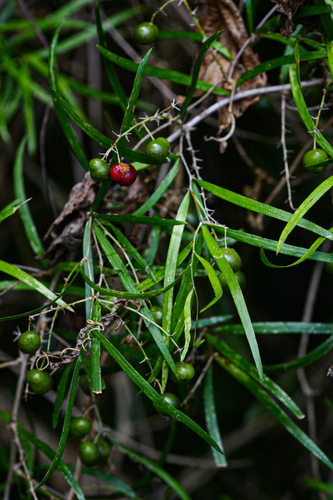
[[70, 416, 110, 466]]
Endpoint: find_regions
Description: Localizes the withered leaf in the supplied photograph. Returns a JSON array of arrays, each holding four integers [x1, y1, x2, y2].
[[271, 0, 307, 37], [38, 173, 98, 266], [195, 0, 267, 148]]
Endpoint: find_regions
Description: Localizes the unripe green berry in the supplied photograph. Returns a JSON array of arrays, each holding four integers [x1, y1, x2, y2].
[[17, 331, 41, 355], [133, 22, 159, 45]]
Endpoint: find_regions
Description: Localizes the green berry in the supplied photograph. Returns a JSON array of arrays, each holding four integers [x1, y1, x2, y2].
[[303, 149, 329, 173], [70, 417, 92, 439], [220, 248, 242, 273], [89, 158, 110, 183], [26, 369, 53, 395], [145, 138, 170, 163], [171, 362, 195, 383], [17, 331, 41, 355], [154, 393, 180, 416], [79, 441, 100, 466], [96, 440, 110, 462], [133, 22, 159, 45], [218, 270, 246, 293]]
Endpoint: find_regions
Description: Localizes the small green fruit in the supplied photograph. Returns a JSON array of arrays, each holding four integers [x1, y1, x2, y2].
[[170, 362, 195, 383], [70, 417, 92, 439], [17, 331, 41, 355], [26, 369, 53, 395], [145, 138, 170, 163], [303, 149, 329, 173], [96, 440, 110, 462], [154, 393, 180, 416], [220, 248, 242, 273], [133, 22, 159, 45], [89, 158, 110, 183], [79, 441, 100, 466]]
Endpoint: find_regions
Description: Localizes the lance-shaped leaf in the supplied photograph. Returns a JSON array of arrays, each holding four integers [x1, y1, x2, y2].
[[203, 366, 227, 467], [195, 253, 223, 312], [94, 328, 223, 455], [202, 225, 263, 379], [93, 224, 178, 377], [195, 178, 333, 243], [217, 357, 333, 471], [0, 260, 72, 311]]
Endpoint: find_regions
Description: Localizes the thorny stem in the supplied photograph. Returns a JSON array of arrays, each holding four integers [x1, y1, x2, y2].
[[281, 92, 295, 211], [167, 79, 324, 146]]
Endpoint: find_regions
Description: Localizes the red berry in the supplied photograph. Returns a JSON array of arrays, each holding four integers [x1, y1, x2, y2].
[[110, 162, 137, 186]]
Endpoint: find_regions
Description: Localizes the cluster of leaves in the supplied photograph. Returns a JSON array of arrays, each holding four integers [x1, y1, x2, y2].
[[3, 0, 333, 499]]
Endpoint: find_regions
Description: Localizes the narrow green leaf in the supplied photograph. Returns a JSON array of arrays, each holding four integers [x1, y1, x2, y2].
[[0, 260, 72, 311], [83, 220, 94, 320], [202, 225, 263, 379], [195, 178, 333, 243], [18, 424, 85, 500], [72, 466, 141, 499], [95, 213, 185, 227], [289, 59, 333, 157], [49, 25, 89, 171], [79, 265, 185, 300], [13, 137, 46, 258], [95, 2, 127, 112], [38, 352, 83, 488], [180, 289, 194, 362], [219, 227, 333, 264], [107, 435, 192, 500], [133, 160, 180, 216], [217, 357, 333, 470], [180, 30, 224, 119], [261, 228, 333, 267], [203, 366, 227, 466], [327, 40, 333, 80], [22, 65, 36, 155], [207, 334, 304, 419], [158, 30, 232, 60], [94, 329, 223, 455], [212, 321, 333, 335], [195, 253, 223, 312], [102, 222, 156, 280], [264, 335, 333, 374], [93, 224, 177, 376], [0, 198, 31, 224], [244, 0, 254, 33], [236, 50, 326, 88], [97, 45, 229, 97], [162, 192, 190, 338], [277, 177, 333, 254], [52, 363, 73, 429], [91, 301, 102, 394]]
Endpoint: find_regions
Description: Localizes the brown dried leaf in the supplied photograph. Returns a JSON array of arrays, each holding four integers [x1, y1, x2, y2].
[[195, 0, 267, 145], [271, 0, 307, 37], [38, 173, 98, 266]]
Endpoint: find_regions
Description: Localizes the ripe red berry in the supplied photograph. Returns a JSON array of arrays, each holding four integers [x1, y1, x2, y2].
[[110, 162, 137, 186]]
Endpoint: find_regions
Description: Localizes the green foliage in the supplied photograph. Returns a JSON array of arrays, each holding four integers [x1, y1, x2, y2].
[[2, 1, 333, 499]]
